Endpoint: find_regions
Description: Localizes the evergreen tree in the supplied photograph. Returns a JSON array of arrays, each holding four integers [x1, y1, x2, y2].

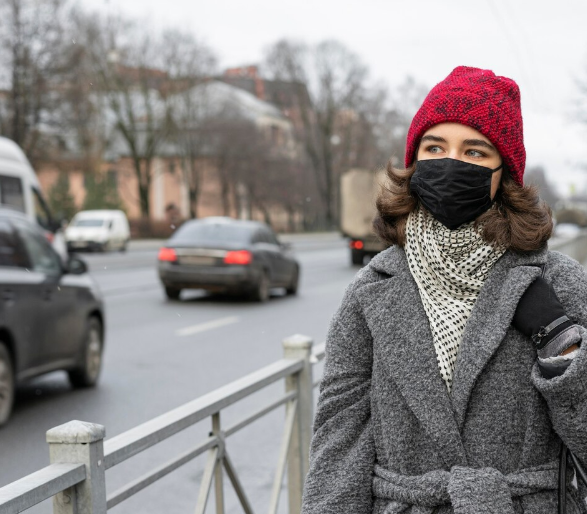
[[83, 173, 124, 211], [48, 172, 77, 221]]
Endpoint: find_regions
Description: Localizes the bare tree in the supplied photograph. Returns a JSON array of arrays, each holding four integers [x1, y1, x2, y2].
[[209, 116, 259, 219], [0, 0, 70, 162], [265, 39, 376, 228], [383, 76, 429, 166], [163, 29, 216, 218], [54, 8, 113, 178], [525, 165, 559, 209], [236, 129, 295, 228], [264, 41, 326, 222], [79, 12, 173, 218], [203, 111, 303, 229], [207, 113, 245, 217], [257, 155, 306, 231]]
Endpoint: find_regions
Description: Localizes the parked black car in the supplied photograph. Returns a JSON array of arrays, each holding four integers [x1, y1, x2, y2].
[[157, 217, 300, 301], [0, 209, 105, 426]]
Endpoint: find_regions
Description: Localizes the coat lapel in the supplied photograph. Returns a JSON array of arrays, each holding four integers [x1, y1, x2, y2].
[[449, 250, 547, 430], [362, 247, 468, 469]]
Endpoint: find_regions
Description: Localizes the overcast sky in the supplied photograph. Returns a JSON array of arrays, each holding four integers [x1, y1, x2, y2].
[[83, 0, 587, 196]]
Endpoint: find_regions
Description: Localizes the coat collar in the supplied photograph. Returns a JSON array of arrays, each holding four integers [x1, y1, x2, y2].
[[361, 245, 547, 467], [368, 244, 547, 279], [449, 248, 546, 430]]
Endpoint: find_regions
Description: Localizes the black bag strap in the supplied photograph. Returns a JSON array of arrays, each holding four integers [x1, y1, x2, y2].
[[569, 451, 587, 487], [559, 444, 587, 514], [543, 261, 587, 513], [559, 444, 567, 514]]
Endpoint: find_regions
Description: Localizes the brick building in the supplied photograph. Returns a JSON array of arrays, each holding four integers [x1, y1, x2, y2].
[[35, 72, 306, 234]]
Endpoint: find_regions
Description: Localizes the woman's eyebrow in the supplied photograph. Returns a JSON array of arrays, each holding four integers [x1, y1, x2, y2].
[[420, 135, 446, 143], [463, 138, 496, 151]]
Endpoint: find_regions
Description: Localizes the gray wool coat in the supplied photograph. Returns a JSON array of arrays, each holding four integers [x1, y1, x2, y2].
[[301, 246, 587, 514]]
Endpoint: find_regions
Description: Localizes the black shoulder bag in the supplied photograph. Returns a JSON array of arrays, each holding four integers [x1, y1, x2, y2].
[[536, 264, 587, 513]]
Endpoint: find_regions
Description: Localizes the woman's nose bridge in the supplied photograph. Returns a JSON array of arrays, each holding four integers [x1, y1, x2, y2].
[[447, 145, 460, 159]]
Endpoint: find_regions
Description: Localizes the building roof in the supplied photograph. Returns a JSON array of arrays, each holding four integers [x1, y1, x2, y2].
[[103, 80, 290, 160], [218, 75, 312, 111], [184, 80, 285, 121]]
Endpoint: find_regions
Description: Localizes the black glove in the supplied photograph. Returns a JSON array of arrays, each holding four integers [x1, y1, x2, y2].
[[512, 277, 575, 356]]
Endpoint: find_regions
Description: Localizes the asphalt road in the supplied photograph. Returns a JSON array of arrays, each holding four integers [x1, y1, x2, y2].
[[0, 234, 354, 514]]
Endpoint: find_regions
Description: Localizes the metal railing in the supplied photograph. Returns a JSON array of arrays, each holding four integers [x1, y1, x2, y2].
[[550, 230, 587, 264], [0, 335, 326, 514]]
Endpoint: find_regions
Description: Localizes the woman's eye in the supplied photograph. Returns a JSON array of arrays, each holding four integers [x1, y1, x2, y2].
[[427, 145, 442, 154], [466, 149, 485, 158]]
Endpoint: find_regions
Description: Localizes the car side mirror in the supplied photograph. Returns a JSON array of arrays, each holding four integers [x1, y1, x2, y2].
[[67, 254, 88, 275], [48, 218, 64, 233]]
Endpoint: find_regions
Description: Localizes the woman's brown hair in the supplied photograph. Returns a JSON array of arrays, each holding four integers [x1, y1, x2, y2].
[[373, 160, 553, 253]]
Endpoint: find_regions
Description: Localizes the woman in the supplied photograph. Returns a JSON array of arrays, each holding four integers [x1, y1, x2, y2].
[[301, 66, 587, 514]]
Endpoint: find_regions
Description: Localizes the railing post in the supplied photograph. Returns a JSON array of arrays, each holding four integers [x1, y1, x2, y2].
[[283, 334, 314, 514], [46, 420, 107, 514], [212, 413, 225, 514]]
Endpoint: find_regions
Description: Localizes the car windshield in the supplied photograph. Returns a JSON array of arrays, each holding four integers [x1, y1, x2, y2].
[[73, 219, 104, 227], [170, 222, 254, 244]]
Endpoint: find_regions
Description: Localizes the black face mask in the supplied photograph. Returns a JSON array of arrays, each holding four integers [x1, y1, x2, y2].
[[409, 158, 503, 230]]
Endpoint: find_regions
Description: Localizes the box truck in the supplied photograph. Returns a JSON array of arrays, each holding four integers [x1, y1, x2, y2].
[[340, 168, 388, 265]]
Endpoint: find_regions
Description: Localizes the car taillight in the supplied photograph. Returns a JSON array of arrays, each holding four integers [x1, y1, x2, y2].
[[224, 250, 252, 265], [350, 240, 364, 250], [158, 247, 178, 262]]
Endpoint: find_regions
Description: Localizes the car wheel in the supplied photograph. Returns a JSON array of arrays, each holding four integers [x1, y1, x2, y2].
[[119, 240, 128, 253], [165, 286, 181, 300], [286, 266, 299, 295], [0, 343, 14, 427], [68, 317, 103, 388], [251, 271, 270, 302], [351, 248, 365, 266]]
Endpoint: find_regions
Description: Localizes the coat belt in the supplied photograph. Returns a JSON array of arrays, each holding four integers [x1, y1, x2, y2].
[[372, 462, 559, 514]]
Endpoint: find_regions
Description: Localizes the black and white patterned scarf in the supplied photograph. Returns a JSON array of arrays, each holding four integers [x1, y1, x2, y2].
[[404, 206, 506, 392]]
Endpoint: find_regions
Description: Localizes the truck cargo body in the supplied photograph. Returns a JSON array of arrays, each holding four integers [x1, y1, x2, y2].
[[340, 168, 388, 265]]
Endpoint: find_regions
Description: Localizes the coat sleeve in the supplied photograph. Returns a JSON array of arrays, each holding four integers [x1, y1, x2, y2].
[[301, 281, 375, 514], [531, 253, 587, 463]]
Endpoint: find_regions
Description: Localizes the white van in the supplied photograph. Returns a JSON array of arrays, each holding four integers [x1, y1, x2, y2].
[[66, 210, 130, 252], [0, 136, 67, 258]]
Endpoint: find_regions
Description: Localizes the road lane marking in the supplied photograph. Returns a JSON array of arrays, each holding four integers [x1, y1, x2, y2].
[[175, 316, 240, 337]]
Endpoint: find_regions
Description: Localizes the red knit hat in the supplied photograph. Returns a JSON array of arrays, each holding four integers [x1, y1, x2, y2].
[[405, 66, 525, 185]]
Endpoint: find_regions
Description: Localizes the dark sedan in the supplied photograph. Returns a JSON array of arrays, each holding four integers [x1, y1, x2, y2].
[[0, 209, 105, 426], [157, 218, 300, 302]]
